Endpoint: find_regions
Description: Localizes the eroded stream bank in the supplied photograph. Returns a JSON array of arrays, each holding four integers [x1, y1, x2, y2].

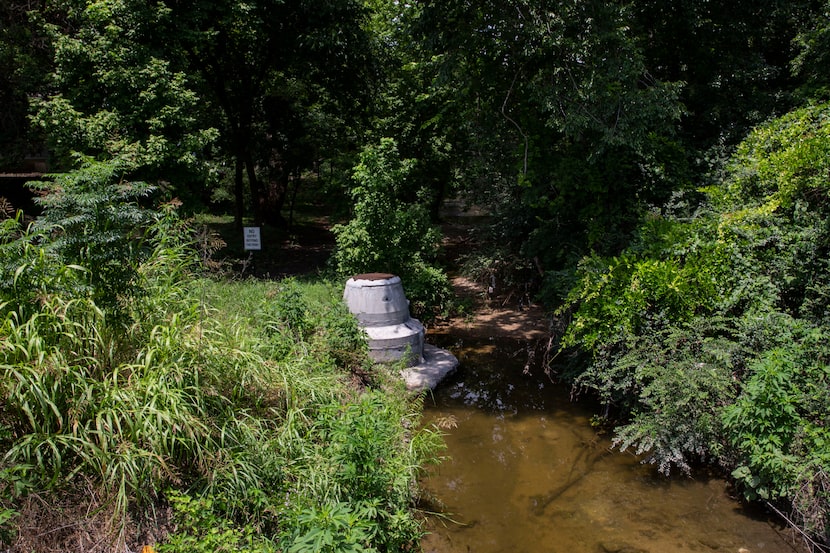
[[418, 336, 802, 553]]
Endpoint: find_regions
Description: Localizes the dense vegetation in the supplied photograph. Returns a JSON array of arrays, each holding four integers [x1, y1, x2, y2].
[[558, 102, 830, 546], [3, 0, 830, 550], [0, 177, 442, 550]]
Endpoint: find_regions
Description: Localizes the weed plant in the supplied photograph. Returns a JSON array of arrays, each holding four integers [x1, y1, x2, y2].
[[0, 174, 443, 551]]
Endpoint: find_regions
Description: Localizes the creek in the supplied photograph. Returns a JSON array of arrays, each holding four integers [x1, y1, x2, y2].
[[418, 336, 802, 553]]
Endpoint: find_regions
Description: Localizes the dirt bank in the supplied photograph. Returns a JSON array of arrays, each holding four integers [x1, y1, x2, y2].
[[429, 274, 550, 342], [429, 219, 551, 343]]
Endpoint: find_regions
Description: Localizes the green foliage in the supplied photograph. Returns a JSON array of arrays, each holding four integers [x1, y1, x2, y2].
[[324, 395, 411, 501], [792, 1, 830, 98], [165, 0, 375, 224], [331, 138, 452, 318], [607, 317, 738, 474], [630, 0, 812, 149], [413, 0, 687, 277], [279, 392, 439, 553], [723, 328, 830, 501], [285, 501, 378, 553], [159, 491, 277, 553], [1, 160, 183, 327], [30, 0, 217, 186], [332, 138, 435, 273], [0, 502, 17, 546], [271, 279, 311, 336], [559, 214, 723, 355], [458, 246, 543, 313], [0, 209, 213, 524], [26, 158, 158, 318], [0, 196, 440, 549], [0, 1, 49, 170], [262, 277, 313, 341], [558, 100, 830, 544], [0, 211, 83, 316], [715, 100, 830, 211], [315, 300, 370, 373]]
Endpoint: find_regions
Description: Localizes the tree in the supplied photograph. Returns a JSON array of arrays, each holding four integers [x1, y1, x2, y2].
[[629, 0, 824, 151], [331, 138, 451, 318], [409, 0, 685, 299], [0, 0, 51, 171], [361, 0, 464, 221], [167, 0, 376, 228], [792, 0, 830, 98], [29, 0, 377, 227], [30, 0, 217, 200]]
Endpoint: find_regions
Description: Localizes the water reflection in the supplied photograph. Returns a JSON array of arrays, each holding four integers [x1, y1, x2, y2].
[[420, 338, 803, 553]]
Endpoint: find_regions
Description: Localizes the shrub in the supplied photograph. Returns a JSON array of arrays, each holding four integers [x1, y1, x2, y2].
[[279, 392, 441, 552], [608, 317, 738, 474], [159, 491, 278, 553], [28, 158, 158, 319], [1, 224, 440, 551], [0, 262, 213, 527], [331, 138, 452, 319], [556, 100, 830, 545], [559, 214, 723, 355], [265, 278, 313, 340], [722, 324, 830, 497], [316, 299, 370, 374]]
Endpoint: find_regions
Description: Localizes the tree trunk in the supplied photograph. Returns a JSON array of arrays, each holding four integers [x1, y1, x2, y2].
[[234, 156, 244, 229], [287, 167, 302, 230], [244, 153, 264, 226]]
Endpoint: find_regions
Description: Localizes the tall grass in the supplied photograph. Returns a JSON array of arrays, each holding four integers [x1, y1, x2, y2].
[[1, 210, 219, 544], [0, 198, 443, 551]]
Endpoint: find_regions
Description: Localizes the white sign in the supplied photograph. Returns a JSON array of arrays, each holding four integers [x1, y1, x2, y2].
[[243, 226, 262, 251]]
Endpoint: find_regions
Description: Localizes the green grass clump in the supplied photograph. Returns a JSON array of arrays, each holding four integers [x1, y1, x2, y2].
[[0, 190, 443, 551]]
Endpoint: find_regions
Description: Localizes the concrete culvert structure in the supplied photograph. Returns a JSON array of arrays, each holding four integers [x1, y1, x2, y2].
[[344, 273, 458, 391], [343, 273, 425, 367]]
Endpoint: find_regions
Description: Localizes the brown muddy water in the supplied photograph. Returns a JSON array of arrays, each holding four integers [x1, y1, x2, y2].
[[419, 337, 803, 553]]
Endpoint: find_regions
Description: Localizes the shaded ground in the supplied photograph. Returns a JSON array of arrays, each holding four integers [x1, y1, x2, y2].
[[249, 213, 337, 278], [220, 209, 552, 342], [434, 275, 550, 341], [430, 220, 551, 343], [207, 211, 338, 279]]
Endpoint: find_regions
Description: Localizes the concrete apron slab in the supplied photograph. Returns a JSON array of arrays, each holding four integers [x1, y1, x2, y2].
[[400, 343, 459, 392]]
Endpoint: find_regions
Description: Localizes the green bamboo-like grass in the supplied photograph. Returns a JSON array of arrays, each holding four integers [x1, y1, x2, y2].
[[0, 202, 443, 552]]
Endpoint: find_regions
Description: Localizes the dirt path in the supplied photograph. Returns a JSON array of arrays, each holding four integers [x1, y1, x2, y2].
[[429, 274, 550, 342], [429, 220, 551, 343]]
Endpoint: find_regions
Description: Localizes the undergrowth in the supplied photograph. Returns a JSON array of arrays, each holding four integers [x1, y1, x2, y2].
[[0, 166, 444, 551]]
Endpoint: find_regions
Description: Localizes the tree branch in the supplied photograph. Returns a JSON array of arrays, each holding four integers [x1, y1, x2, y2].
[[501, 70, 529, 176]]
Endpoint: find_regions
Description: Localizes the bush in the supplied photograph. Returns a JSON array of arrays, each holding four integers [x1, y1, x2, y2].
[[316, 299, 370, 374], [159, 491, 278, 553], [0, 206, 214, 520], [722, 323, 830, 500], [608, 317, 738, 474], [279, 392, 441, 553], [331, 138, 452, 319], [28, 158, 159, 319], [556, 100, 830, 546], [558, 213, 723, 355]]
